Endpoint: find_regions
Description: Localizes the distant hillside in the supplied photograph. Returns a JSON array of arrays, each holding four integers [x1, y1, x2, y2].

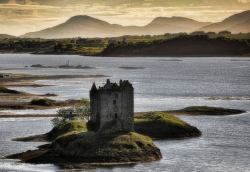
[[101, 35, 250, 57], [22, 15, 211, 39], [22, 16, 126, 39], [144, 17, 210, 35], [0, 34, 16, 39], [0, 33, 249, 57], [201, 10, 250, 33]]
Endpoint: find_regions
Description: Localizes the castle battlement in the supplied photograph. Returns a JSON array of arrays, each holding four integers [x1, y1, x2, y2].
[[91, 79, 133, 92], [89, 79, 134, 133]]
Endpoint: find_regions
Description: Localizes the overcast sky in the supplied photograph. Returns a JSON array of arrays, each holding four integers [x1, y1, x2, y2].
[[0, 0, 249, 35]]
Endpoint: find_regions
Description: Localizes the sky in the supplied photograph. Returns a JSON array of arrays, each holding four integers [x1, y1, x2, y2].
[[0, 0, 250, 36]]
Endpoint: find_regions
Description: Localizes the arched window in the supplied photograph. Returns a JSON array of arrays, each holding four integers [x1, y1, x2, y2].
[[113, 100, 116, 105], [115, 113, 118, 119]]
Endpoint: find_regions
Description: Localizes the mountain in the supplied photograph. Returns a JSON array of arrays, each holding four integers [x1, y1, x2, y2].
[[143, 17, 210, 35], [21, 11, 250, 39], [201, 10, 250, 33], [22, 15, 124, 39], [22, 15, 211, 39]]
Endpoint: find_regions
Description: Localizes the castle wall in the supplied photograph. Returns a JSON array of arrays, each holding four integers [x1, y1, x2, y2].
[[99, 90, 122, 129], [121, 88, 134, 131], [90, 93, 98, 122]]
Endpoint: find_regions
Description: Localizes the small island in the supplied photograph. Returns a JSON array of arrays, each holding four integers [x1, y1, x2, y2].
[[169, 106, 246, 116], [29, 63, 95, 69], [8, 80, 163, 166], [119, 66, 145, 70]]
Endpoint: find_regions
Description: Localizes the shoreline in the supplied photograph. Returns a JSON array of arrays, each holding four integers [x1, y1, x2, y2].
[[0, 114, 56, 118], [0, 73, 106, 111], [0, 52, 250, 58], [0, 73, 108, 88]]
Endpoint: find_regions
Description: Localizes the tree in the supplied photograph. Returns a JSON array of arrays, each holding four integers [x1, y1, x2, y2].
[[190, 31, 206, 36], [54, 43, 63, 52], [51, 99, 90, 127], [218, 31, 231, 36]]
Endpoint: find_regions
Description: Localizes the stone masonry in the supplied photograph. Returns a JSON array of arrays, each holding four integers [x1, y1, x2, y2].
[[89, 79, 134, 132]]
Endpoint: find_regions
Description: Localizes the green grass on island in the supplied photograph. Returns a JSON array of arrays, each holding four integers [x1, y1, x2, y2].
[[134, 112, 201, 139], [45, 111, 201, 141], [47, 119, 87, 140], [23, 111, 200, 142]]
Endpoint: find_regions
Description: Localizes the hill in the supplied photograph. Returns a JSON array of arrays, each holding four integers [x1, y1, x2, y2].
[[22, 15, 211, 39], [201, 10, 250, 33], [144, 17, 210, 35], [101, 35, 250, 57]]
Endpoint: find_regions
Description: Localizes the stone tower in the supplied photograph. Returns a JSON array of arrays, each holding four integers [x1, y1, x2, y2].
[[89, 79, 134, 133]]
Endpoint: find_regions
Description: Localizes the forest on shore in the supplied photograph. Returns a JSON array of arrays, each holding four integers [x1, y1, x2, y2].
[[0, 31, 249, 57]]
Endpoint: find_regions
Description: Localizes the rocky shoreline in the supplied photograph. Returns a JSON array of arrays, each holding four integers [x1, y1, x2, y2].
[[8, 132, 162, 165]]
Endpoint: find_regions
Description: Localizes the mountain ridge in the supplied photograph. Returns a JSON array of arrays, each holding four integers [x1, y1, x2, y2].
[[201, 10, 250, 33], [22, 11, 250, 39], [22, 15, 211, 39], [0, 34, 16, 39]]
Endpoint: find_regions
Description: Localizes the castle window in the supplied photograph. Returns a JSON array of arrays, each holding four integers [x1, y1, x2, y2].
[[115, 93, 118, 98], [113, 100, 116, 105], [115, 113, 118, 119]]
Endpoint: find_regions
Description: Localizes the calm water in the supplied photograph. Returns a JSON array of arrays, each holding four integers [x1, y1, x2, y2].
[[0, 54, 250, 172]]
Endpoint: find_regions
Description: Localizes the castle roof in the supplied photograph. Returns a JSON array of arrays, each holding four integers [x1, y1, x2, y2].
[[91, 79, 133, 92]]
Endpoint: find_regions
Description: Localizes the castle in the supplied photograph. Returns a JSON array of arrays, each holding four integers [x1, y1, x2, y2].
[[89, 79, 134, 133]]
